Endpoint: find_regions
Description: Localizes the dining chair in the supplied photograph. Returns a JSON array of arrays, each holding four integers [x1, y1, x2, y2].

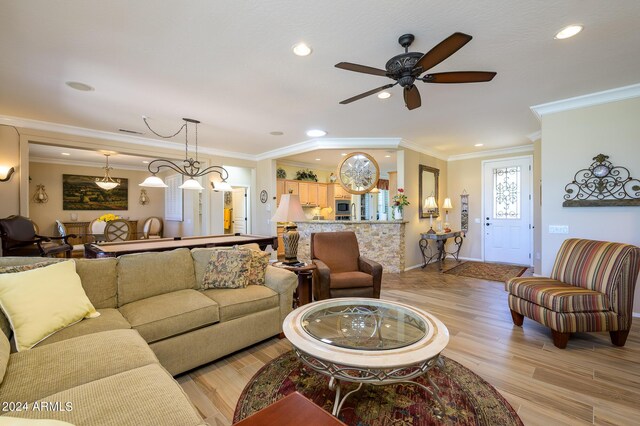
[[0, 215, 73, 257], [141, 217, 163, 239], [55, 220, 85, 256], [103, 219, 131, 242]]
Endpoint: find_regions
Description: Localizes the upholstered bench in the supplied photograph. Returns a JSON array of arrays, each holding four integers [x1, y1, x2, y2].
[[505, 239, 640, 348]]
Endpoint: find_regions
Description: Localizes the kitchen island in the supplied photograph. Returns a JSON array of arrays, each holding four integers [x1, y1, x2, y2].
[[295, 220, 407, 273]]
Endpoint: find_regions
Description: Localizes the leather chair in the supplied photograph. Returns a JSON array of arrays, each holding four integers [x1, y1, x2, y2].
[[0, 215, 73, 257], [506, 238, 640, 348], [311, 231, 383, 300], [55, 220, 85, 256], [141, 216, 163, 239]]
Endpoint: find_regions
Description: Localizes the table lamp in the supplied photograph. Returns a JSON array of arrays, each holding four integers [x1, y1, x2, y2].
[[424, 195, 438, 234], [271, 194, 307, 264], [442, 197, 453, 232]]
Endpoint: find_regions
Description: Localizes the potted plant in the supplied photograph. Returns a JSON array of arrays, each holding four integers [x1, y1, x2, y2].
[[392, 188, 410, 220], [295, 169, 318, 182], [276, 168, 287, 179]]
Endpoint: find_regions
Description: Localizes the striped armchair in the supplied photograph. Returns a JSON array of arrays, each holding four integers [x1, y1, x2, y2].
[[506, 239, 640, 349]]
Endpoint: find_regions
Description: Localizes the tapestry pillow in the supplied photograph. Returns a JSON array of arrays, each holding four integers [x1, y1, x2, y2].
[[244, 249, 270, 286], [0, 260, 100, 352], [202, 249, 252, 289]]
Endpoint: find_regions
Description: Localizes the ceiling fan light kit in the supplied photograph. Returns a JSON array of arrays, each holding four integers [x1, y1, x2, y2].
[[336, 32, 497, 110]]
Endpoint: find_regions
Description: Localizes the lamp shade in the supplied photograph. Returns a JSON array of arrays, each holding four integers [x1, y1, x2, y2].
[[212, 180, 233, 192], [443, 197, 453, 209], [179, 178, 205, 190], [271, 194, 306, 223], [95, 181, 119, 190], [139, 175, 168, 188], [424, 196, 437, 210]]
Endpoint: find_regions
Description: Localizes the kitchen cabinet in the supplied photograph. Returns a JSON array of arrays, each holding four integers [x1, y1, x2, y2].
[[308, 183, 318, 206], [298, 182, 310, 205], [285, 180, 299, 196], [317, 184, 328, 208], [277, 179, 329, 207], [276, 180, 285, 205], [333, 184, 351, 199]]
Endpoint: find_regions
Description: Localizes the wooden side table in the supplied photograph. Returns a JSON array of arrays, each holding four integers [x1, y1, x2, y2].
[[419, 231, 464, 271], [272, 262, 316, 308], [234, 391, 346, 426]]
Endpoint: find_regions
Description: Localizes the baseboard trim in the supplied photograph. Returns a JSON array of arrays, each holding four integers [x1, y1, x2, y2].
[[458, 256, 483, 262], [633, 312, 640, 319], [404, 263, 424, 271]]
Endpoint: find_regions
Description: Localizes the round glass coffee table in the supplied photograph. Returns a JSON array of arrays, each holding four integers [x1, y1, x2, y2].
[[283, 298, 449, 417]]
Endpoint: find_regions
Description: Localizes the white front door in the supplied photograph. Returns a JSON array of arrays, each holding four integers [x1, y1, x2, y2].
[[231, 187, 247, 234], [483, 157, 532, 266]]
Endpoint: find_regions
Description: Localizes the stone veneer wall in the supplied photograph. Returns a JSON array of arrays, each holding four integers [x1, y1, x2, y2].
[[295, 221, 406, 273]]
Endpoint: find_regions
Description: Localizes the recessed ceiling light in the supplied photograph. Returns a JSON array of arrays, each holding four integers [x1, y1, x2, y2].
[[377, 91, 392, 99], [61, 152, 71, 156], [554, 25, 583, 40], [341, 153, 347, 156], [474, 143, 484, 147], [142, 160, 149, 164], [306, 129, 326, 137], [385, 155, 391, 158], [65, 81, 94, 91], [315, 158, 321, 161], [270, 131, 284, 136], [292, 42, 312, 56]]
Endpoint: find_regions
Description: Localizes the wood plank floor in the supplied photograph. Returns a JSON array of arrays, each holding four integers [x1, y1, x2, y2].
[[178, 261, 640, 426]]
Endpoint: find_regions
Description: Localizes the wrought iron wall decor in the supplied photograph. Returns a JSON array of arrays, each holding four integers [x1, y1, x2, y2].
[[32, 184, 49, 204], [337, 152, 380, 194], [563, 154, 640, 207], [460, 189, 469, 234]]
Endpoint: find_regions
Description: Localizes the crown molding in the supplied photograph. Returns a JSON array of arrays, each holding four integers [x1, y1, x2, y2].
[[448, 144, 534, 162], [527, 130, 541, 142], [255, 137, 402, 161], [29, 157, 149, 172], [530, 83, 640, 121], [0, 115, 256, 161], [397, 139, 448, 161]]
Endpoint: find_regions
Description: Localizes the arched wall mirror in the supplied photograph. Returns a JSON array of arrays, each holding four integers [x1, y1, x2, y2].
[[418, 165, 439, 219]]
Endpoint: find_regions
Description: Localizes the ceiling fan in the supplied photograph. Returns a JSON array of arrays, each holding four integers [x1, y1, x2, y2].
[[335, 33, 497, 110]]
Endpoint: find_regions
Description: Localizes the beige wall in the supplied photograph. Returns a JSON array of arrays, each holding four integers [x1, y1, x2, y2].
[[400, 149, 449, 269], [29, 162, 165, 237], [540, 97, 640, 313], [446, 149, 537, 263], [0, 125, 21, 219]]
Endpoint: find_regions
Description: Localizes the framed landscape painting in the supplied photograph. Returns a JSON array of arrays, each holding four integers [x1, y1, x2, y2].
[[63, 174, 129, 210]]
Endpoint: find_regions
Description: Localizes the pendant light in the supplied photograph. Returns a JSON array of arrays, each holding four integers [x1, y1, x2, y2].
[[95, 154, 120, 190], [139, 117, 231, 191]]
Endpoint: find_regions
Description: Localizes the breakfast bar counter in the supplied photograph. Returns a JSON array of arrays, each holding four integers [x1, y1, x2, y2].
[[295, 220, 407, 273]]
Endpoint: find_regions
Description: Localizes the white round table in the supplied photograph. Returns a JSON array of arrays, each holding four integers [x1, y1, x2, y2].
[[283, 298, 450, 417]]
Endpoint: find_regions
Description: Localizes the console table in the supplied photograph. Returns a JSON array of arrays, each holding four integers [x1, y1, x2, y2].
[[62, 220, 138, 244], [419, 231, 464, 271]]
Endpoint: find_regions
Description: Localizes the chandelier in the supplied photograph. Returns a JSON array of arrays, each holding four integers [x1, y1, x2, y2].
[[95, 154, 120, 190], [139, 117, 232, 191]]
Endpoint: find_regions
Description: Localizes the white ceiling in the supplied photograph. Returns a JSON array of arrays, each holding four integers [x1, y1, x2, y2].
[[2, 1, 640, 157]]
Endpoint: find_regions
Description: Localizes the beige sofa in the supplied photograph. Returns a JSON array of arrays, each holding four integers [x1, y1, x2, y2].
[[0, 247, 297, 425]]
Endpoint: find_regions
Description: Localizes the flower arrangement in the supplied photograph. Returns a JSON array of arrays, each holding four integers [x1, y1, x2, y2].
[[393, 188, 410, 211], [97, 213, 120, 222]]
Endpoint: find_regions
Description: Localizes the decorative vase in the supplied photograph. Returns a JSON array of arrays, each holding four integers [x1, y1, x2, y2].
[[392, 206, 403, 220]]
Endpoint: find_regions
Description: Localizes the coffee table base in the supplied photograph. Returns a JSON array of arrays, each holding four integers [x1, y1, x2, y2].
[[294, 348, 446, 418]]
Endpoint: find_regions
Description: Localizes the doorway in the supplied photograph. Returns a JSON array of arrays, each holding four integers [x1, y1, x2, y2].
[[482, 156, 533, 266], [223, 186, 249, 235]]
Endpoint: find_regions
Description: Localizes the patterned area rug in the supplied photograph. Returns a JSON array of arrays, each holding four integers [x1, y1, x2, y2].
[[444, 261, 527, 282], [234, 351, 523, 426]]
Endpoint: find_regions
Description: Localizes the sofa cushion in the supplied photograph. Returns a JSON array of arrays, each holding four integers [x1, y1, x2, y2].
[[74, 258, 118, 309], [0, 261, 99, 352], [0, 330, 8, 385], [117, 248, 197, 305], [5, 364, 204, 426], [0, 330, 158, 403], [35, 308, 131, 347], [203, 286, 278, 322], [506, 277, 611, 313], [119, 289, 219, 343], [330, 271, 373, 289], [202, 249, 252, 289]]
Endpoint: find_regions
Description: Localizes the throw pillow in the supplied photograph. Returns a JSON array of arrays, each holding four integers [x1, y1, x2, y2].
[[243, 249, 270, 285], [0, 261, 57, 274], [0, 260, 100, 352], [202, 249, 252, 289]]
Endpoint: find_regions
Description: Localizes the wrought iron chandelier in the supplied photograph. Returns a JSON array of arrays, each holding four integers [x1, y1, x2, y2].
[[95, 154, 120, 190], [139, 117, 232, 191]]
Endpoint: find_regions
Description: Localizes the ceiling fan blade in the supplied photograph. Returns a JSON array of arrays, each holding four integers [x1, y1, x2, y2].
[[339, 84, 395, 105], [425, 71, 497, 83], [403, 85, 421, 110], [335, 62, 388, 77], [414, 32, 473, 73]]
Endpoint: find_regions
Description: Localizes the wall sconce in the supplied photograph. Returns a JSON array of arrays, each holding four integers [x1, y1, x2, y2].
[[0, 166, 15, 182], [33, 184, 49, 204], [139, 189, 150, 206]]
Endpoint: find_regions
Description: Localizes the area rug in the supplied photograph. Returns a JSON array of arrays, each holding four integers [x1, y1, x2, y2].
[[444, 261, 527, 282], [233, 351, 523, 426]]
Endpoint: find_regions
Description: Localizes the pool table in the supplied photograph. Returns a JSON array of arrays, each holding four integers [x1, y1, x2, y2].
[[84, 233, 277, 258]]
